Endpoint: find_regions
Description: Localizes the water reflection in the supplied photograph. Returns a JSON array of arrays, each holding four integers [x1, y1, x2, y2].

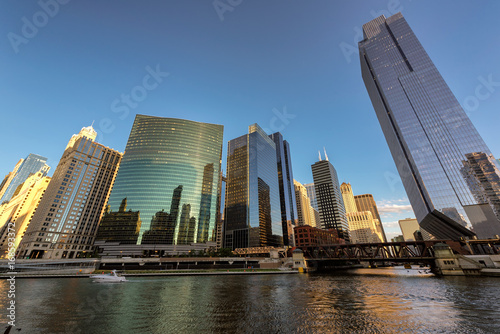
[[3, 270, 500, 333]]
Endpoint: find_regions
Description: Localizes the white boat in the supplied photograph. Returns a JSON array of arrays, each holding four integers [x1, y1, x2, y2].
[[90, 270, 127, 283]]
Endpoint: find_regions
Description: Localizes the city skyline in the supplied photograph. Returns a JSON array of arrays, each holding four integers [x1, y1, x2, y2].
[[2, 1, 500, 240]]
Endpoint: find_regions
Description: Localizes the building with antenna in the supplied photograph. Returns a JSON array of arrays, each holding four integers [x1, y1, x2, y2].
[[311, 150, 349, 242]]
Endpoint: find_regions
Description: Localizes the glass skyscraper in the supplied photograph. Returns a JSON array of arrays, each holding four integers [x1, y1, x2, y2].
[[0, 154, 49, 204], [224, 124, 283, 249], [359, 13, 499, 239], [100, 115, 223, 247], [269, 132, 298, 246]]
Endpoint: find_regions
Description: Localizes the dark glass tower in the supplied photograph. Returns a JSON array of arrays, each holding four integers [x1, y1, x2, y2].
[[223, 124, 283, 249], [101, 115, 223, 246], [269, 132, 298, 246], [359, 13, 499, 239], [311, 159, 349, 242]]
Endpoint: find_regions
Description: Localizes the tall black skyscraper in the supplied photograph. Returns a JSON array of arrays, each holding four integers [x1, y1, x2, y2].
[[269, 132, 298, 246], [359, 13, 500, 239]]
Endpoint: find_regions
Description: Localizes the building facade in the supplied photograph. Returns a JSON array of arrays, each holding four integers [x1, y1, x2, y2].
[[98, 115, 223, 254], [359, 13, 499, 239], [304, 183, 319, 212], [18, 125, 122, 259], [398, 218, 420, 242], [269, 132, 298, 246], [294, 225, 342, 247], [461, 152, 500, 238], [224, 124, 283, 249], [0, 159, 24, 202], [341, 183, 384, 244], [294, 179, 317, 228], [0, 154, 49, 204], [311, 158, 349, 242], [0, 172, 51, 257], [354, 194, 387, 242]]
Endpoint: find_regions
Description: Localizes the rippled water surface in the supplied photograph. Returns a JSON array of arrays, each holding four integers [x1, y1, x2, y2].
[[1, 269, 500, 333]]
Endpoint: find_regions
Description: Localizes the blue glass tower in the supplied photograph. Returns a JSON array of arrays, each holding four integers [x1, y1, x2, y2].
[[0, 154, 49, 203], [224, 124, 283, 249], [359, 13, 499, 239]]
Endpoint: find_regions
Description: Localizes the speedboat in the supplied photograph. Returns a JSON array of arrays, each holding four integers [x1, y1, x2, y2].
[[90, 270, 127, 283]]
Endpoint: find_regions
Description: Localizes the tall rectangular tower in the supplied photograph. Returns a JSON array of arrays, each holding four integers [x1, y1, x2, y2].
[[18, 126, 122, 259], [359, 13, 499, 239], [354, 194, 387, 242], [311, 159, 349, 242], [269, 132, 298, 246], [224, 124, 283, 249]]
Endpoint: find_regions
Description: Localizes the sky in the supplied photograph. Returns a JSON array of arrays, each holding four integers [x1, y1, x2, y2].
[[1, 0, 499, 241]]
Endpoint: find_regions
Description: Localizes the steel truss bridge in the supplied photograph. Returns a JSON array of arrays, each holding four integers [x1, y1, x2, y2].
[[299, 240, 478, 263]]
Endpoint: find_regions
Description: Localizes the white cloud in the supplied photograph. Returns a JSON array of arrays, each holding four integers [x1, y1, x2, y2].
[[378, 204, 412, 213], [385, 231, 402, 240], [382, 221, 399, 228]]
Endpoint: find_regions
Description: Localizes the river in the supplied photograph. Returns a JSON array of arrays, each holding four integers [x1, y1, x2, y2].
[[1, 269, 499, 333]]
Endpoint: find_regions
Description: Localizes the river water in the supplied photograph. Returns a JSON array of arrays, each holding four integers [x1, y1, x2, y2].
[[1, 269, 499, 333]]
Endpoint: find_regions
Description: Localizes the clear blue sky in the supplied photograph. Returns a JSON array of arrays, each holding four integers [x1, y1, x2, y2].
[[1, 0, 499, 240]]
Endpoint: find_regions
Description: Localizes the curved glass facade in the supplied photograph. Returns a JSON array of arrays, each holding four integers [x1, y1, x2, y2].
[[104, 115, 223, 245]]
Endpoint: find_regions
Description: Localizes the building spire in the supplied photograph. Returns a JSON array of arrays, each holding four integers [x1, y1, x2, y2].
[[324, 147, 329, 161], [318, 150, 322, 161]]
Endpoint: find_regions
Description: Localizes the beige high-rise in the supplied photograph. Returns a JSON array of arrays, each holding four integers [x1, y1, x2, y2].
[[354, 194, 387, 242], [294, 180, 318, 228], [18, 125, 122, 259], [341, 182, 384, 244], [0, 172, 51, 257]]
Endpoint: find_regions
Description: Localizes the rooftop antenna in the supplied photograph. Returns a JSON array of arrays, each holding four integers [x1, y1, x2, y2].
[[318, 150, 322, 161], [324, 147, 329, 161], [91, 120, 95, 127]]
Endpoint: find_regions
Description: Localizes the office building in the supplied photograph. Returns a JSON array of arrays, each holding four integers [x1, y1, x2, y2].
[[340, 182, 384, 244], [0, 172, 51, 257], [398, 218, 420, 242], [269, 132, 298, 246], [224, 124, 282, 249], [304, 183, 319, 212], [0, 159, 24, 202], [294, 225, 343, 247], [461, 152, 500, 238], [18, 125, 122, 259], [359, 13, 500, 239], [311, 155, 349, 242], [0, 154, 49, 204], [294, 180, 317, 228], [97, 115, 223, 255], [354, 194, 387, 242]]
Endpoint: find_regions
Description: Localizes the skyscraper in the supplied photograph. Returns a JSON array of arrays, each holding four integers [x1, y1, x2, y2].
[[224, 124, 282, 249], [340, 182, 383, 244], [0, 154, 49, 204], [461, 152, 500, 238], [354, 194, 387, 242], [269, 132, 298, 246], [294, 179, 317, 228], [359, 13, 499, 239], [0, 159, 24, 202], [0, 171, 51, 257], [398, 218, 420, 242], [18, 125, 122, 259], [97, 115, 223, 254], [304, 183, 319, 212], [311, 156, 349, 242]]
